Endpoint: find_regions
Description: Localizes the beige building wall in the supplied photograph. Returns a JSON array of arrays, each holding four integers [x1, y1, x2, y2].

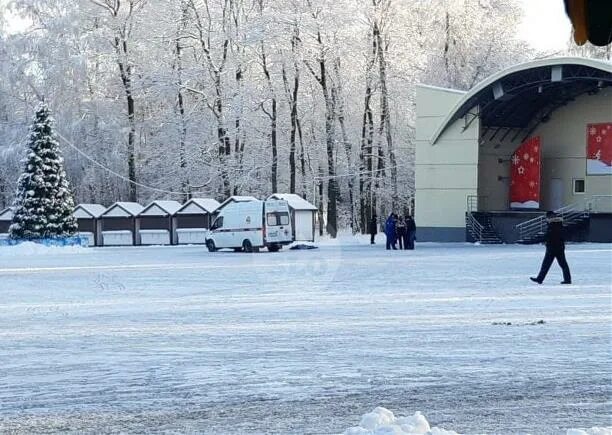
[[536, 88, 612, 212], [478, 134, 522, 211], [415, 85, 479, 240], [478, 89, 612, 213]]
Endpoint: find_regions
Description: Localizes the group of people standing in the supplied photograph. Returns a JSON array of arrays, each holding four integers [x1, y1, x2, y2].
[[369, 213, 416, 250]]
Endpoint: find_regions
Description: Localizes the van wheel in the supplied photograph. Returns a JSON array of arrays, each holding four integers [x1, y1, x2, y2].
[[206, 240, 217, 252], [268, 244, 280, 252], [242, 239, 253, 253]]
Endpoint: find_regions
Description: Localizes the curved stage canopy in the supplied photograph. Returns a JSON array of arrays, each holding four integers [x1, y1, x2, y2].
[[430, 57, 612, 145]]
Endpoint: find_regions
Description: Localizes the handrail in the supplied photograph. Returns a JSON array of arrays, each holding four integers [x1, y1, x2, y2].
[[515, 199, 592, 241], [516, 201, 584, 230], [466, 211, 484, 242], [466, 195, 487, 213], [465, 194, 502, 243], [516, 215, 547, 241]]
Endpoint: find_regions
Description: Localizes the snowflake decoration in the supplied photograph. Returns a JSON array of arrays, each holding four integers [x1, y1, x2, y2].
[[512, 154, 520, 165], [596, 136, 602, 143], [533, 145, 538, 152], [590, 127, 597, 135], [523, 152, 530, 160], [529, 181, 535, 188], [518, 166, 525, 175], [595, 149, 602, 160], [529, 157, 534, 163]]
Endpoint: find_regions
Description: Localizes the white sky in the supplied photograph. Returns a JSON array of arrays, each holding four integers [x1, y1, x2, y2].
[[517, 0, 573, 52], [3, 1, 574, 52], [5, 14, 30, 34]]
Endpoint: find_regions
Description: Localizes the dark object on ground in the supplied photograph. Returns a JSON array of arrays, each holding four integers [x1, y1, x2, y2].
[[290, 244, 318, 250], [492, 320, 545, 326], [530, 277, 542, 284]]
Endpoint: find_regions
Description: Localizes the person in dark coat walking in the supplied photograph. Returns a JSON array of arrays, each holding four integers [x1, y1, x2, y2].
[[405, 215, 416, 250], [369, 214, 378, 244], [385, 213, 397, 250], [396, 216, 407, 250], [531, 211, 572, 284]]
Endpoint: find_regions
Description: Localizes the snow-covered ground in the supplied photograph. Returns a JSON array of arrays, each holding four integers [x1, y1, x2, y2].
[[1, 239, 611, 434]]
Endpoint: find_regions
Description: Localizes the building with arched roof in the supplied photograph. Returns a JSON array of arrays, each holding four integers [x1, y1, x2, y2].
[[415, 57, 612, 243]]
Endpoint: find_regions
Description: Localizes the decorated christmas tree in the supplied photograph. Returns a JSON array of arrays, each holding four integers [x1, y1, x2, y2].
[[9, 104, 78, 239]]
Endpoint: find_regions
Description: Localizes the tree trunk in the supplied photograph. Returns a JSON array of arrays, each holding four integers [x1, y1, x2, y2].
[[298, 118, 307, 199], [189, 0, 231, 198], [288, 89, 297, 194], [233, 65, 243, 196], [175, 3, 190, 199], [305, 27, 337, 237], [282, 63, 298, 194], [260, 39, 278, 194], [318, 168, 324, 237], [289, 29, 300, 194], [359, 18, 377, 232], [115, 36, 137, 202], [333, 59, 356, 232], [232, 63, 244, 197], [374, 21, 397, 208], [303, 2, 338, 237], [271, 98, 277, 193], [232, 0, 245, 194]]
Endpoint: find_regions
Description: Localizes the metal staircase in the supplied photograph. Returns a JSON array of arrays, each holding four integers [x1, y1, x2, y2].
[[515, 202, 590, 244], [466, 196, 503, 244]]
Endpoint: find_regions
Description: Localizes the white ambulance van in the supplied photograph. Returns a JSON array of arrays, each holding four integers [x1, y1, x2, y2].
[[205, 199, 293, 252]]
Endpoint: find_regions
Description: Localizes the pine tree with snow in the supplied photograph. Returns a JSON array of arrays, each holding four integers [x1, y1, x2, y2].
[[9, 104, 78, 239]]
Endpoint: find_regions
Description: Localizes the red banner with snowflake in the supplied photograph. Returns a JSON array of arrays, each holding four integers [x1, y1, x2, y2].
[[510, 136, 541, 209], [587, 123, 612, 175]]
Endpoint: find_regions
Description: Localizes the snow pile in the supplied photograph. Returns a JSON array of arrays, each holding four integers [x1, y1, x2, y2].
[[567, 428, 612, 435], [342, 408, 611, 435], [343, 407, 458, 435], [0, 241, 88, 257]]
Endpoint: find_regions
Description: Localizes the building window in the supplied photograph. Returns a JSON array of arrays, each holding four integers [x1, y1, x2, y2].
[[573, 178, 585, 194]]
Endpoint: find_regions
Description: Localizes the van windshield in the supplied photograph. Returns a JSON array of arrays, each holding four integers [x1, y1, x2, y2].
[[266, 212, 289, 226], [211, 217, 223, 230]]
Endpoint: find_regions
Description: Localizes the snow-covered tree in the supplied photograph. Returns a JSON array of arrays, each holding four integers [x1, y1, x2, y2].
[[9, 104, 78, 239]]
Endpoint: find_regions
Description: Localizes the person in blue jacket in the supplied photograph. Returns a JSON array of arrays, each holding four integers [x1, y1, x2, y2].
[[385, 213, 398, 250]]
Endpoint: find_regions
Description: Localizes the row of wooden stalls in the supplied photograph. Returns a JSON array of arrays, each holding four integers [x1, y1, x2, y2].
[[0, 194, 317, 247]]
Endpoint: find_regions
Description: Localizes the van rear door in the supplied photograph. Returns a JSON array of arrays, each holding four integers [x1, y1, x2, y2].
[[264, 201, 292, 243]]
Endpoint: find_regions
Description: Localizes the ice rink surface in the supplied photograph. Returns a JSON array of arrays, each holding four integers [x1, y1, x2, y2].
[[1, 240, 610, 434]]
